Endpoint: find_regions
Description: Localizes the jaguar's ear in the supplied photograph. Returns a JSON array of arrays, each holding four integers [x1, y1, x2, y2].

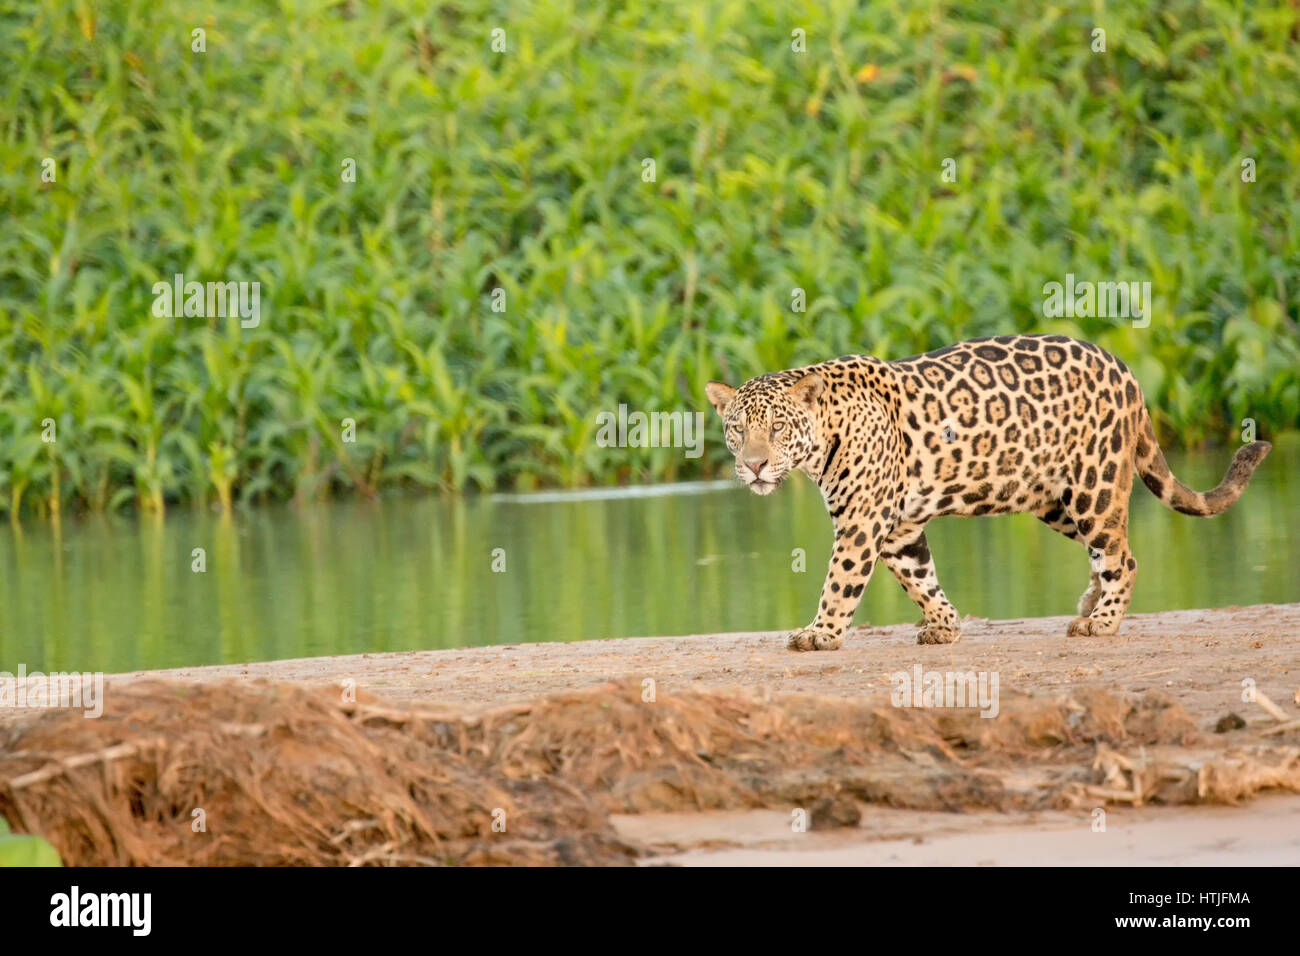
[[705, 381, 736, 417], [788, 372, 824, 411]]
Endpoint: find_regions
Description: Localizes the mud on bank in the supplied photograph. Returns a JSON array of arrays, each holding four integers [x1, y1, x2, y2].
[[1, 604, 1298, 865]]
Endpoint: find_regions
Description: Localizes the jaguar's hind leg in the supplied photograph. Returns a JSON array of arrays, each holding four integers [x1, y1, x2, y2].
[[1057, 465, 1137, 636], [1035, 505, 1103, 617], [880, 522, 961, 645], [1066, 535, 1137, 636]]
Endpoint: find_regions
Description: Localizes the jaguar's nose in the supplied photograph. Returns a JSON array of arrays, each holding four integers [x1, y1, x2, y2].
[[745, 457, 767, 477]]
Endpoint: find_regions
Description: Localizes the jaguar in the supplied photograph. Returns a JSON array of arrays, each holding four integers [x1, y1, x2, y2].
[[705, 334, 1271, 650]]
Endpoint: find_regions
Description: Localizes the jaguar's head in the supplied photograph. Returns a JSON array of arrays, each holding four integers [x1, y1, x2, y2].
[[705, 372, 823, 496]]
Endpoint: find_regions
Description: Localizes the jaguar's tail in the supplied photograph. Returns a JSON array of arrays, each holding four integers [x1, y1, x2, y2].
[[1134, 409, 1270, 516]]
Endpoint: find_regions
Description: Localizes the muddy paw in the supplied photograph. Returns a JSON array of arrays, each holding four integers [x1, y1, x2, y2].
[[916, 624, 961, 645], [1069, 616, 1121, 636], [787, 628, 843, 652], [1067, 616, 1122, 636]]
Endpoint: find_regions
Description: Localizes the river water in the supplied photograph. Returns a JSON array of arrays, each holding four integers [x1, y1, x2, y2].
[[2, 440, 1296, 672]]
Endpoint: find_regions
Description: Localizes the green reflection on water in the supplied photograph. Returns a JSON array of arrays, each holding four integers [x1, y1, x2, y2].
[[2, 438, 1297, 673]]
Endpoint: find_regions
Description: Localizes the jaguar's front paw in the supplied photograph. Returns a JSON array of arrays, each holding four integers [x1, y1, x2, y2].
[[787, 627, 843, 652], [916, 623, 961, 645], [1067, 615, 1122, 637]]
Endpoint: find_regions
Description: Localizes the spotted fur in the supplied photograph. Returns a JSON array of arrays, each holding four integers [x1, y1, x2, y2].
[[705, 334, 1272, 651]]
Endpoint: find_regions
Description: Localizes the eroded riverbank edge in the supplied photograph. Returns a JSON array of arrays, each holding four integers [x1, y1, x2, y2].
[[136, 604, 1300, 864], [9, 604, 1299, 865]]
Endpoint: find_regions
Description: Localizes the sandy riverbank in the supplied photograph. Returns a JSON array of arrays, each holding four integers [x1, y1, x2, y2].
[[112, 603, 1299, 725], [5, 604, 1297, 865], [96, 603, 1300, 865]]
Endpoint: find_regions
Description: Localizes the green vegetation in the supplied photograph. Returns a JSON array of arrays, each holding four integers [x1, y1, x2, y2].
[[0, 816, 62, 866], [2, 0, 1297, 517]]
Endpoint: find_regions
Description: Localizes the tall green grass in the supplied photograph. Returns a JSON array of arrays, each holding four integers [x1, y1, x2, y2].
[[1, 0, 1297, 517]]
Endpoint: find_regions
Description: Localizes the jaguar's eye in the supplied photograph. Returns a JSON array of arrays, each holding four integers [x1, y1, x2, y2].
[[772, 421, 786, 436]]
